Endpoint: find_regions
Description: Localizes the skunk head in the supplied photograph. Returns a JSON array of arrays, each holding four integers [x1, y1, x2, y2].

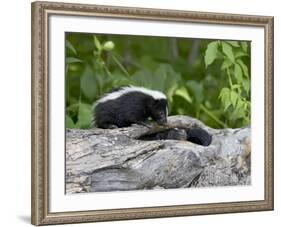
[[147, 98, 168, 125]]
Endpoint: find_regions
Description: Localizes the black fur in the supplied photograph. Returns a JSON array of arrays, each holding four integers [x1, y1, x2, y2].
[[154, 128, 187, 140], [94, 90, 167, 129], [185, 128, 212, 146], [140, 128, 212, 146]]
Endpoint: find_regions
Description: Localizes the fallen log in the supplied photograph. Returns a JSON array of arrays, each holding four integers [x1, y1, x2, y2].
[[66, 115, 251, 193]]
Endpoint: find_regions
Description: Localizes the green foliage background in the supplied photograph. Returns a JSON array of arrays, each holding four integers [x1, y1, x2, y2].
[[65, 33, 251, 129]]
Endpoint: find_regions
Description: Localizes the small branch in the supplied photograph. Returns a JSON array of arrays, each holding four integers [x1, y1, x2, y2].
[[170, 38, 179, 59], [187, 40, 200, 66], [199, 104, 228, 128], [111, 54, 131, 77]]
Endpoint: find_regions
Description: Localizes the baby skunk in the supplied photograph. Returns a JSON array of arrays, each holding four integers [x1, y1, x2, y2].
[[185, 128, 212, 146], [93, 86, 168, 129], [142, 128, 212, 146]]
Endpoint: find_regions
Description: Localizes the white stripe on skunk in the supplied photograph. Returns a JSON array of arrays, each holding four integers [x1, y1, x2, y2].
[[96, 86, 167, 105]]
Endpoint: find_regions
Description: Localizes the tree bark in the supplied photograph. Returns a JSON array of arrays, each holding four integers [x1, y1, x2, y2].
[[66, 115, 251, 194]]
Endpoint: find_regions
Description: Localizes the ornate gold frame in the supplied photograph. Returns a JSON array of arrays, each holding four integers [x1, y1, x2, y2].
[[31, 1, 274, 225]]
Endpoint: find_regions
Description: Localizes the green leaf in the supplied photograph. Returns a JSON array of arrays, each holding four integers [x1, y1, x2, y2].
[[232, 84, 241, 89], [234, 63, 243, 83], [66, 40, 77, 55], [219, 87, 231, 111], [131, 69, 153, 88], [167, 84, 178, 103], [221, 42, 235, 63], [236, 98, 244, 110], [67, 103, 79, 112], [94, 36, 102, 51], [66, 57, 82, 64], [80, 65, 98, 100], [243, 117, 250, 125], [223, 98, 231, 111], [219, 87, 230, 99], [226, 41, 240, 47], [205, 41, 218, 67], [76, 103, 92, 129], [241, 41, 248, 53], [236, 59, 249, 78], [231, 107, 245, 120], [221, 58, 233, 70], [140, 55, 158, 71], [242, 79, 250, 94], [153, 64, 181, 92], [110, 70, 130, 88], [66, 115, 75, 128], [234, 50, 248, 59], [186, 80, 204, 103], [221, 93, 231, 111], [230, 90, 238, 107], [174, 87, 192, 103], [244, 102, 248, 110]]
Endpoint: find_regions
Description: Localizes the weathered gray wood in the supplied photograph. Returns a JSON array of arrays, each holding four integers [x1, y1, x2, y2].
[[66, 115, 251, 193]]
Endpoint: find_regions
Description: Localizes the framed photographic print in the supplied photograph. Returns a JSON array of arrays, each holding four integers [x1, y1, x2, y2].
[[31, 1, 274, 225]]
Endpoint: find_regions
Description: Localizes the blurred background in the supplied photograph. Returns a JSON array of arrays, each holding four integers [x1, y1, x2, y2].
[[65, 33, 250, 129]]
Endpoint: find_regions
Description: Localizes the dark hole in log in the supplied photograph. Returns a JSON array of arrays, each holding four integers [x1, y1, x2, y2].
[[138, 128, 212, 146]]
